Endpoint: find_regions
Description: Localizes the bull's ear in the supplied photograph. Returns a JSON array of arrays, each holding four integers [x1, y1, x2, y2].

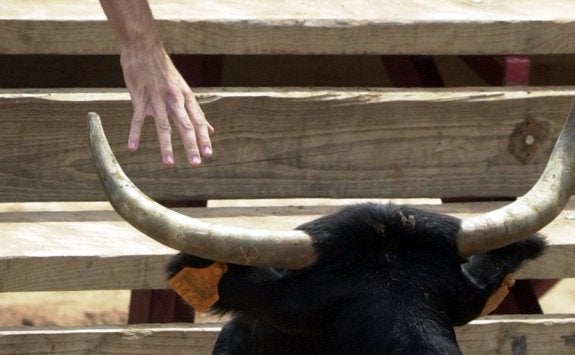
[[461, 235, 546, 289], [453, 235, 546, 323]]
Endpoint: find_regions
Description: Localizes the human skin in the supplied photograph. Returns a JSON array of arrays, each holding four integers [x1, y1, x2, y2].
[[99, 0, 214, 167]]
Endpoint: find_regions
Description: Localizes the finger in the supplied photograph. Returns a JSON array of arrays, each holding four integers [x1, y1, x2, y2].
[[152, 105, 175, 167], [186, 96, 213, 158], [128, 104, 146, 152], [171, 105, 202, 167]]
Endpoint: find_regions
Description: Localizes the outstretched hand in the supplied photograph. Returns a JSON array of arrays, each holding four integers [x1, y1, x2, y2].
[[121, 46, 214, 167], [99, 0, 213, 167]]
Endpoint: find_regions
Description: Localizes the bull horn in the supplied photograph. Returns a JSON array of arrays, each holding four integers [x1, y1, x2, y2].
[[457, 100, 575, 257], [87, 112, 316, 269]]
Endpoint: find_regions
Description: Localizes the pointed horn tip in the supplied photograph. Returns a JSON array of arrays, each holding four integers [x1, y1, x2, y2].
[[87, 111, 100, 120], [87, 112, 103, 136]]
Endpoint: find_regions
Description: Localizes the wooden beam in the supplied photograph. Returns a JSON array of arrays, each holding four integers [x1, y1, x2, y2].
[[1, 201, 574, 292], [0, 323, 219, 355], [1, 0, 575, 55], [0, 315, 573, 354], [456, 315, 575, 354], [1, 88, 574, 202]]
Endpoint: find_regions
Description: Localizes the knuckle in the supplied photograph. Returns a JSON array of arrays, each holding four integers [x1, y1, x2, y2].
[[180, 119, 195, 130], [186, 101, 206, 118], [158, 120, 172, 132], [194, 121, 209, 130], [164, 88, 184, 106], [191, 107, 206, 120]]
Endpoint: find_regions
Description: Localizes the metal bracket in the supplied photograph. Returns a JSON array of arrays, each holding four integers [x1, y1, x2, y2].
[[508, 117, 550, 164]]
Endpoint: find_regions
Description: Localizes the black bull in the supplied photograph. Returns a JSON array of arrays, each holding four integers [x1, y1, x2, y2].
[[167, 203, 545, 354], [87, 99, 575, 354]]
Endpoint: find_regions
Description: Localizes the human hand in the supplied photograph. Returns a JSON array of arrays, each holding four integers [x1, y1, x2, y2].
[[120, 46, 214, 167]]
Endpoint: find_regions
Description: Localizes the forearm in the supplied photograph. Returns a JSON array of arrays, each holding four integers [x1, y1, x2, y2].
[[99, 0, 163, 51]]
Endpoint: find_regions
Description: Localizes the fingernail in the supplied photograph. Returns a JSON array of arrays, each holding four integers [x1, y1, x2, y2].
[[191, 156, 201, 165], [203, 146, 212, 156], [164, 155, 175, 166]]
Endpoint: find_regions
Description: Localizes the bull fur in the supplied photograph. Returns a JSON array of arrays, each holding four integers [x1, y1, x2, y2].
[[167, 203, 546, 355]]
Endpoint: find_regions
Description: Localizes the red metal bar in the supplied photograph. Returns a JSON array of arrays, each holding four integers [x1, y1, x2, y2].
[[460, 55, 530, 86], [494, 280, 546, 315], [128, 289, 195, 323]]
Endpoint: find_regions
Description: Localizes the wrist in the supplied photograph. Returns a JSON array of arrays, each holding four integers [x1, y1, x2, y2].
[[118, 27, 164, 53], [119, 34, 168, 67], [119, 41, 174, 83]]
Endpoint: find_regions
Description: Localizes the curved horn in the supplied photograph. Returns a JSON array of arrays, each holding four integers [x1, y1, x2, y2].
[[87, 112, 316, 269], [457, 100, 575, 257]]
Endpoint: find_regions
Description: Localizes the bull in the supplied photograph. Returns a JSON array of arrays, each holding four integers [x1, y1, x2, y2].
[[87, 101, 575, 354]]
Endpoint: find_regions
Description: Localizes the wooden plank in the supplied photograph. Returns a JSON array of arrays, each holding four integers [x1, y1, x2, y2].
[[0, 315, 573, 354], [0, 323, 219, 355], [1, 87, 574, 202], [1, 201, 574, 292], [456, 315, 575, 355], [0, 220, 174, 292], [1, 0, 575, 55]]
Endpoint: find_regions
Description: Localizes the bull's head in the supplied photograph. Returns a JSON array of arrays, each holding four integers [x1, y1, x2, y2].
[[87, 105, 574, 353], [87, 102, 575, 269]]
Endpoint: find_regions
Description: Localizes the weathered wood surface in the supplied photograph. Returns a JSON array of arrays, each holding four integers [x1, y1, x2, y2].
[[1, 201, 574, 292], [0, 323, 219, 355], [1, 88, 574, 202], [456, 315, 575, 355], [0, 315, 574, 354], [2, 0, 575, 55]]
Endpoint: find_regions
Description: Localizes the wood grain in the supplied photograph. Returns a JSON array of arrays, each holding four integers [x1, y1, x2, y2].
[[1, 0, 575, 55], [0, 324, 219, 355], [1, 88, 574, 202], [456, 315, 575, 355], [0, 316, 573, 354], [1, 201, 573, 292]]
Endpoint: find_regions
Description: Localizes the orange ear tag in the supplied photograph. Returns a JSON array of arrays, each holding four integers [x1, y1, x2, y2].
[[168, 262, 228, 313], [480, 273, 515, 316]]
